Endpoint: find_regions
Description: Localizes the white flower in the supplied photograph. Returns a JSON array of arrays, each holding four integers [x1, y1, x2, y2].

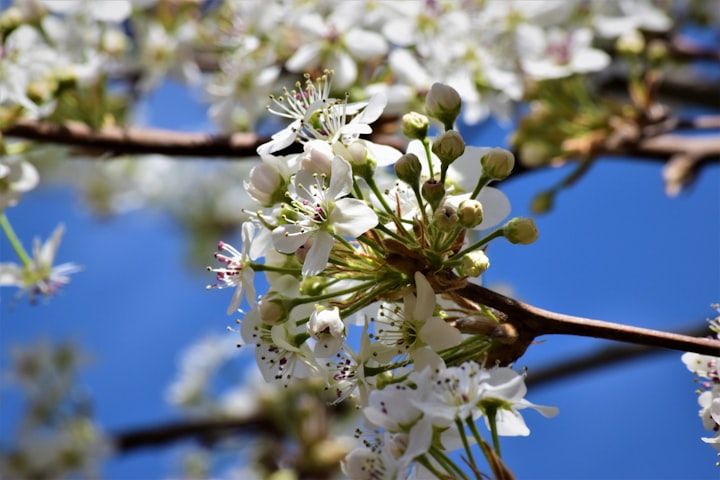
[[409, 361, 491, 426], [374, 272, 462, 366], [0, 224, 81, 304], [272, 156, 378, 276], [259, 72, 386, 155], [207, 221, 263, 314], [478, 366, 558, 436], [285, 4, 388, 90], [240, 305, 320, 383], [307, 305, 345, 357], [518, 26, 610, 80]]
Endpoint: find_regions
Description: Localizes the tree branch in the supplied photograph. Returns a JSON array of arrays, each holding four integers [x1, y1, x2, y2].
[[525, 324, 710, 388], [454, 282, 720, 365], [112, 416, 278, 453], [0, 118, 405, 159]]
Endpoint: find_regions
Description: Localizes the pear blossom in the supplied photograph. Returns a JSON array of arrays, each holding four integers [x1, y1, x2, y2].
[[374, 272, 462, 367], [240, 305, 320, 383], [307, 305, 345, 357], [207, 221, 263, 314], [0, 224, 81, 304], [478, 366, 559, 436], [272, 156, 378, 276]]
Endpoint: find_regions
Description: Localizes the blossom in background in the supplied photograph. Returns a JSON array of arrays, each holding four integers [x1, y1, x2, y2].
[[0, 153, 40, 211], [0, 225, 82, 304]]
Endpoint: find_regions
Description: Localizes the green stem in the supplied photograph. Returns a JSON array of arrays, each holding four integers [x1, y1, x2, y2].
[[451, 229, 505, 260], [455, 417, 478, 473], [470, 174, 492, 200], [429, 445, 470, 480], [292, 280, 378, 306], [248, 263, 301, 274], [486, 408, 502, 458], [0, 213, 31, 267], [423, 138, 435, 179]]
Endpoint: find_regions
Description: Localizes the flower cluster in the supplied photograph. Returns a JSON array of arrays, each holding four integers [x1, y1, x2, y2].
[[208, 74, 550, 478], [683, 305, 720, 457]]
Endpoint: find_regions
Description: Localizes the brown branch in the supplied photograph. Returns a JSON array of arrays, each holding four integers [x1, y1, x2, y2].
[[1, 120, 267, 158], [112, 416, 278, 453], [454, 282, 720, 365], [0, 117, 405, 159], [525, 324, 710, 388]]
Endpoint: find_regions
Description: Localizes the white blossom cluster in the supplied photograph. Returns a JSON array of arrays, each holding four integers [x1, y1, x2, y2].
[[205, 0, 674, 130], [207, 73, 554, 478], [0, 0, 675, 130], [682, 306, 720, 454]]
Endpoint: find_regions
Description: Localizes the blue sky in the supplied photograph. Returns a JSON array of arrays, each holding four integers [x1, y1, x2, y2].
[[0, 77, 719, 479]]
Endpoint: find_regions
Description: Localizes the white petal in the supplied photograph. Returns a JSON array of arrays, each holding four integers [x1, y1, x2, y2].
[[302, 231, 334, 276], [344, 29, 388, 61], [412, 272, 436, 320], [476, 187, 511, 230], [272, 224, 312, 254], [330, 199, 378, 238], [327, 156, 353, 199], [285, 42, 321, 72]]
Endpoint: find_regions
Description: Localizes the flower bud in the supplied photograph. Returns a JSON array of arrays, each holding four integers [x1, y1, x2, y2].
[[458, 199, 484, 228], [394, 153, 422, 187], [481, 148, 515, 180], [307, 305, 345, 357], [503, 217, 539, 245], [246, 162, 286, 207], [458, 250, 490, 277], [258, 292, 290, 325], [431, 131, 465, 166], [401, 112, 429, 140], [530, 190, 554, 214], [421, 179, 445, 211], [433, 204, 458, 229], [334, 141, 374, 180], [425, 83, 462, 129]]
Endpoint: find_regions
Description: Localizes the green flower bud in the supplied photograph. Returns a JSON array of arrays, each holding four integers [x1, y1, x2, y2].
[[481, 148, 515, 180], [432, 131, 465, 166], [421, 179, 445, 212], [458, 250, 490, 277], [394, 153, 422, 187], [335, 141, 375, 180], [425, 82, 462, 129], [458, 199, 484, 228], [530, 190, 554, 214], [402, 112, 429, 140], [258, 292, 290, 325], [503, 217, 539, 245], [433, 204, 458, 229]]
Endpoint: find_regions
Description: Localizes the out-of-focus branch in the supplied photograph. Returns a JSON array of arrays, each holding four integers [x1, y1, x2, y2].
[[112, 416, 278, 453], [2, 117, 718, 167], [0, 117, 405, 159], [454, 282, 720, 365], [1, 120, 266, 158]]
